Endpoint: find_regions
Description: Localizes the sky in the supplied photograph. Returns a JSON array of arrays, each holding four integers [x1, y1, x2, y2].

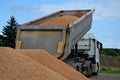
[[1, 0, 120, 48]]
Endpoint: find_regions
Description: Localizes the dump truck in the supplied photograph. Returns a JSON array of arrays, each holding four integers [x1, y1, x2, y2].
[[16, 9, 102, 77]]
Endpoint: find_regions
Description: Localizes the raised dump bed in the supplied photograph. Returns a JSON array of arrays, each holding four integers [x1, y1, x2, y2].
[[16, 10, 94, 60]]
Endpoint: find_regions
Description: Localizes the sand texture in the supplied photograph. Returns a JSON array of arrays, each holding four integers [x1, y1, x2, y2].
[[39, 15, 78, 26], [0, 47, 68, 80], [17, 49, 89, 80]]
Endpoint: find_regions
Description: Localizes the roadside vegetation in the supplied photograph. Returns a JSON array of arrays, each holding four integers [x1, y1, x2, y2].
[[100, 48, 120, 74], [100, 67, 120, 74], [100, 48, 120, 56]]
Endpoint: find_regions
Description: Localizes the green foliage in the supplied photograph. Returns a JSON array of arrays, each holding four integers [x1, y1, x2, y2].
[[100, 48, 120, 56], [2, 16, 18, 48], [0, 35, 4, 46], [0, 39, 3, 46], [100, 67, 120, 74]]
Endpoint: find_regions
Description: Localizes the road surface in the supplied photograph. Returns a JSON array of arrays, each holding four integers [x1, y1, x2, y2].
[[90, 73, 120, 80]]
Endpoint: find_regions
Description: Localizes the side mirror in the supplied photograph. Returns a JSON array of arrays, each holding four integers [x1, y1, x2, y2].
[[99, 43, 103, 51], [97, 41, 102, 51]]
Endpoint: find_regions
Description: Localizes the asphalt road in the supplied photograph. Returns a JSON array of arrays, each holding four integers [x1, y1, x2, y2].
[[90, 73, 120, 80]]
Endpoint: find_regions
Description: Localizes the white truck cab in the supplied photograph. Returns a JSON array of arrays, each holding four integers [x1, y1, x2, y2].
[[65, 33, 102, 77]]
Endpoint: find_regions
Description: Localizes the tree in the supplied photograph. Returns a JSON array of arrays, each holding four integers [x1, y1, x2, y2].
[[0, 35, 3, 46], [100, 48, 120, 56], [2, 16, 18, 48]]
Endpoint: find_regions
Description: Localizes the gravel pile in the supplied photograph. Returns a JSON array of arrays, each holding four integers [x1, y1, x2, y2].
[[17, 49, 89, 80], [0, 47, 68, 80], [39, 15, 78, 26]]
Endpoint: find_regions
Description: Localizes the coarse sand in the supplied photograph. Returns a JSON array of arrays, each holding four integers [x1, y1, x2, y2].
[[0, 47, 68, 80], [39, 15, 78, 26], [17, 49, 89, 80]]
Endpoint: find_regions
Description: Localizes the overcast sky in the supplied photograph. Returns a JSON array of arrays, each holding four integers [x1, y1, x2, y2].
[[1, 0, 120, 48]]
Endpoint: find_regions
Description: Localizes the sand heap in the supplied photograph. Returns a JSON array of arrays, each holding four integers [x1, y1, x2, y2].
[[39, 15, 78, 26], [0, 47, 68, 80], [17, 49, 89, 80]]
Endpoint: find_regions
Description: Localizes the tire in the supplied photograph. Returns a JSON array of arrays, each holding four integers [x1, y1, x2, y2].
[[87, 62, 92, 77], [76, 65, 80, 71], [83, 61, 92, 77], [92, 63, 99, 75], [93, 72, 98, 75]]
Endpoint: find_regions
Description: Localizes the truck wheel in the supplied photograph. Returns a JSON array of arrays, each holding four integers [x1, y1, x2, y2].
[[93, 63, 99, 75], [76, 65, 80, 71], [88, 63, 92, 77], [93, 72, 98, 75], [84, 61, 92, 77]]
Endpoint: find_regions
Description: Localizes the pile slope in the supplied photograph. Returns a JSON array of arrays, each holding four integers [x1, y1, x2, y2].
[[0, 47, 68, 80], [39, 15, 78, 26], [17, 49, 89, 80]]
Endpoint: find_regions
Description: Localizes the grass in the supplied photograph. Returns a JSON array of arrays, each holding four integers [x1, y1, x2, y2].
[[100, 70, 120, 74], [100, 67, 120, 74]]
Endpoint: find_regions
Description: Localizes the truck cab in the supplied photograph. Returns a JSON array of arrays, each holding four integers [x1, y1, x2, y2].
[[65, 33, 102, 77]]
